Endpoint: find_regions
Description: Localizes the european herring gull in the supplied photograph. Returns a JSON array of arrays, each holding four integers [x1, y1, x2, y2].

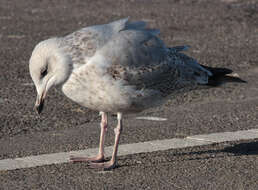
[[29, 18, 233, 169]]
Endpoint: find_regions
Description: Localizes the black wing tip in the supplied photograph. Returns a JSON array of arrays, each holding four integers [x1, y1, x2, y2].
[[200, 64, 247, 86], [200, 64, 233, 76], [206, 76, 247, 87]]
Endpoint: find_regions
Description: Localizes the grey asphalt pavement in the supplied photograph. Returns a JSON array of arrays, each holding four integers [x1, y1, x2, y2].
[[0, 0, 258, 189]]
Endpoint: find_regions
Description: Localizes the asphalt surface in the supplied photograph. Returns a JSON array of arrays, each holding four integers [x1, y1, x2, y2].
[[1, 141, 258, 190], [0, 0, 258, 189]]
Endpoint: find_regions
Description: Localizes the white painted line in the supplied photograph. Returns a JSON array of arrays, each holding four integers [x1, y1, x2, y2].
[[21, 83, 34, 86], [187, 129, 258, 143], [0, 128, 258, 171], [135, 116, 167, 121], [7, 34, 26, 39]]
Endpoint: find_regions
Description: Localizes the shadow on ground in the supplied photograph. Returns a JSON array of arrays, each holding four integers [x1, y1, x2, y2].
[[175, 141, 258, 161], [223, 141, 258, 155], [117, 140, 258, 169]]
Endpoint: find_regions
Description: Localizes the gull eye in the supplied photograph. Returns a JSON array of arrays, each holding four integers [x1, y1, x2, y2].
[[40, 67, 48, 78]]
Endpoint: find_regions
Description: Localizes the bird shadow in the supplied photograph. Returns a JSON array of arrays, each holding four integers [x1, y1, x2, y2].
[[178, 141, 258, 158], [223, 141, 258, 156], [118, 141, 258, 168]]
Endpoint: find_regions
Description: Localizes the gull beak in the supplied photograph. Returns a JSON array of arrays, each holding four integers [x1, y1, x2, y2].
[[34, 91, 45, 115]]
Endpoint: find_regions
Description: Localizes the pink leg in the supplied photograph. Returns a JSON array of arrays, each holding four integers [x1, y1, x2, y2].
[[90, 113, 123, 170], [70, 112, 108, 163]]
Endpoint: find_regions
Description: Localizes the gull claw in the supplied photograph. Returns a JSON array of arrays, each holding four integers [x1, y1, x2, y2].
[[89, 160, 117, 170], [70, 155, 105, 163]]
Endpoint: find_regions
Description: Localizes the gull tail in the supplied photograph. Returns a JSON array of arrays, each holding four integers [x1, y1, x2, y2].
[[168, 45, 246, 86], [200, 64, 247, 86]]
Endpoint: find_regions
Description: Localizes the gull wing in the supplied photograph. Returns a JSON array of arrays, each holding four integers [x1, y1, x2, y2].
[[92, 28, 175, 91], [62, 18, 151, 68]]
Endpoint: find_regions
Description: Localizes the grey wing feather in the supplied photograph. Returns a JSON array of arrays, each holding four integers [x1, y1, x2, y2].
[[61, 18, 156, 67], [124, 20, 146, 30], [97, 29, 166, 67], [94, 29, 177, 92], [168, 45, 190, 53], [95, 27, 212, 91]]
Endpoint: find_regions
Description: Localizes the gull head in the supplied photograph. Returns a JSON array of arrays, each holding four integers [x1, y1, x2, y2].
[[29, 38, 72, 114]]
